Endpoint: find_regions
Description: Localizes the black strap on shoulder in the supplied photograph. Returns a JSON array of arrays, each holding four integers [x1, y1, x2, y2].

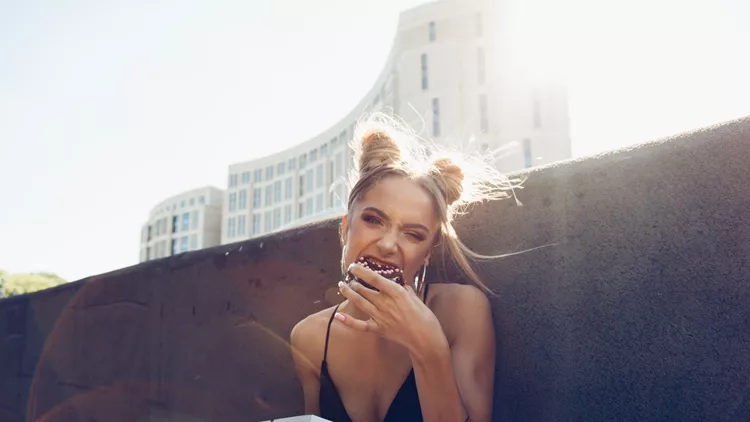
[[423, 283, 430, 303], [323, 303, 341, 362]]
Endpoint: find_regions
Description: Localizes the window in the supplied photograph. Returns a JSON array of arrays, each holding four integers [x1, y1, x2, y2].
[[284, 204, 292, 224], [265, 166, 274, 180], [306, 169, 313, 193], [476, 12, 483, 37], [191, 210, 199, 229], [199, 195, 205, 204], [229, 192, 237, 212], [432, 98, 440, 137], [227, 217, 236, 238], [181, 200, 185, 208], [335, 153, 343, 179], [329, 161, 334, 187], [477, 48, 485, 84], [421, 54, 429, 90], [429, 21, 436, 42], [252, 188, 262, 208], [264, 211, 272, 232], [189, 198, 195, 206], [254, 169, 262, 183], [310, 149, 318, 163], [340, 130, 347, 145], [316, 163, 324, 188], [252, 214, 261, 234], [306, 198, 313, 215], [316, 193, 323, 212], [171, 239, 178, 255], [181, 212, 190, 231], [299, 175, 305, 197], [180, 236, 188, 253], [479, 95, 489, 133], [288, 157, 296, 170], [321, 143, 328, 156], [524, 139, 533, 168], [533, 98, 542, 129], [265, 186, 273, 207], [228, 174, 237, 187], [298, 203, 305, 218], [299, 153, 307, 169], [241, 171, 250, 184], [147, 225, 152, 241], [172, 216, 178, 233], [237, 215, 246, 236], [238, 190, 247, 209], [273, 208, 281, 229], [190, 234, 197, 250], [277, 162, 286, 175], [285, 177, 293, 200], [274, 180, 281, 202]]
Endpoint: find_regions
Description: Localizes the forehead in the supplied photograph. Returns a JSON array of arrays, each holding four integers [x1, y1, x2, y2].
[[357, 176, 439, 226]]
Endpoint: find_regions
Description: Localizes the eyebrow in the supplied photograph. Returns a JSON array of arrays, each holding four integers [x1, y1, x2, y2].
[[362, 206, 431, 233]]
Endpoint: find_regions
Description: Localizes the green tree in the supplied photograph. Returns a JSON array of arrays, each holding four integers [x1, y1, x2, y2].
[[0, 270, 67, 298]]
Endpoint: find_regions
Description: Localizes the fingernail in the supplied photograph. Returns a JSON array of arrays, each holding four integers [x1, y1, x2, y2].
[[338, 281, 346, 289], [348, 262, 357, 272], [334, 312, 345, 321]]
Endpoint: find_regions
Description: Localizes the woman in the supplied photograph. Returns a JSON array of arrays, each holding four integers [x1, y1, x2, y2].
[[291, 116, 514, 422]]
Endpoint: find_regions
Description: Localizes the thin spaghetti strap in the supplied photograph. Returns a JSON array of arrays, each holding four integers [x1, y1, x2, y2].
[[323, 304, 341, 362], [422, 283, 430, 303]]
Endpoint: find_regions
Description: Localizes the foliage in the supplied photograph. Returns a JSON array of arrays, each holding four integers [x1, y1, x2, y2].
[[0, 269, 67, 298]]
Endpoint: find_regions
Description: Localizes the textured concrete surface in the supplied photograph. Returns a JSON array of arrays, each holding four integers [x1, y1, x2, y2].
[[1, 117, 749, 422]]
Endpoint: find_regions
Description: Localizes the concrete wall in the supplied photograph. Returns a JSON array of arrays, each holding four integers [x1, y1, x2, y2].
[[2, 117, 749, 422]]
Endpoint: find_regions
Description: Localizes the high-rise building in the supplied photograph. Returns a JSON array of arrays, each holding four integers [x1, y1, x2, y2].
[[222, 0, 571, 243], [139, 187, 223, 262]]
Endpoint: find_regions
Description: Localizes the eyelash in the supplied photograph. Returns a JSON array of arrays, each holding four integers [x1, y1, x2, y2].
[[362, 215, 425, 241]]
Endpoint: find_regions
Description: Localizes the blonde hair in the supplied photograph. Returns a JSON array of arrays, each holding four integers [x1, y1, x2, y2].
[[342, 113, 522, 293]]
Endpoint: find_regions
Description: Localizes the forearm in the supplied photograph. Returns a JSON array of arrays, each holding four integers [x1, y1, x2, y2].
[[410, 335, 464, 422]]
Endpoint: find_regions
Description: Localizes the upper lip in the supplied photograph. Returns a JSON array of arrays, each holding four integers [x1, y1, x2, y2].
[[361, 255, 401, 270]]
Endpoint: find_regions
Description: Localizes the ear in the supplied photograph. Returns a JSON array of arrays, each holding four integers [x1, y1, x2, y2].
[[340, 215, 349, 245]]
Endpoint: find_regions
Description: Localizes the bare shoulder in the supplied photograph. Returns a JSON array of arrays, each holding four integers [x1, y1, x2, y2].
[[426, 283, 493, 342], [427, 283, 491, 312], [290, 305, 339, 374]]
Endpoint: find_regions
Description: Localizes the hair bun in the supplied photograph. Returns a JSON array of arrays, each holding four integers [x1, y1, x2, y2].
[[430, 158, 464, 206], [358, 129, 402, 175]]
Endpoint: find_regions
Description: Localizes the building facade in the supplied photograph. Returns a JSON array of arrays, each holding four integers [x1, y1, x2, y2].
[[221, 0, 571, 243], [139, 187, 224, 262]]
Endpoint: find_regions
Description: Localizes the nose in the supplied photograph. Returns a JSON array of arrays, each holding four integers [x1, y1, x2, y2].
[[376, 228, 399, 255]]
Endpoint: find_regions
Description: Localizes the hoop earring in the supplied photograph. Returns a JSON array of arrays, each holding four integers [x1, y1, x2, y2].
[[416, 263, 428, 294]]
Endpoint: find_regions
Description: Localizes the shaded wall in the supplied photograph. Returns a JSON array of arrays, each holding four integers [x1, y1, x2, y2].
[[2, 117, 749, 422]]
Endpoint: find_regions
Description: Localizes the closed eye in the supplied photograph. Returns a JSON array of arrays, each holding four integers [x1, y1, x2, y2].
[[407, 232, 425, 241]]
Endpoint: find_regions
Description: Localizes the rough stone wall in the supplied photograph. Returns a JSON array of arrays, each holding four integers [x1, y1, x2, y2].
[[1, 117, 749, 422]]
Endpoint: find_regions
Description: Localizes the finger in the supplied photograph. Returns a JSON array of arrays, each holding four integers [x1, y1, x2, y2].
[[403, 284, 419, 298], [348, 279, 381, 303], [348, 263, 402, 296], [334, 312, 380, 333], [338, 281, 379, 316]]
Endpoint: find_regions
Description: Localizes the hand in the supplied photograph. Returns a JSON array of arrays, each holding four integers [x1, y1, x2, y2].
[[336, 263, 446, 354]]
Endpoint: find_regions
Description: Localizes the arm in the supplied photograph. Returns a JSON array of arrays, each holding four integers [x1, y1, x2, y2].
[[411, 285, 495, 422], [447, 286, 496, 422], [290, 321, 321, 415]]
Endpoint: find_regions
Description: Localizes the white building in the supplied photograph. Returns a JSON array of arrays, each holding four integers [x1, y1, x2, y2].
[[139, 187, 224, 262], [222, 0, 571, 243]]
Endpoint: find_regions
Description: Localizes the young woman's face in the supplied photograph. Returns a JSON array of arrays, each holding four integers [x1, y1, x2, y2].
[[342, 176, 440, 286]]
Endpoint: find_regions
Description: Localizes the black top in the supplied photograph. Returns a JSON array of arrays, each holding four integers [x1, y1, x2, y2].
[[319, 284, 430, 422]]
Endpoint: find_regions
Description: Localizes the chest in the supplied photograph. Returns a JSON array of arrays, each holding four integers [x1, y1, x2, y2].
[[326, 337, 416, 421]]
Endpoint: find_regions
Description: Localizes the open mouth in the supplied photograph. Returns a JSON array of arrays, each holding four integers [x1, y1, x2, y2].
[[345, 256, 405, 288]]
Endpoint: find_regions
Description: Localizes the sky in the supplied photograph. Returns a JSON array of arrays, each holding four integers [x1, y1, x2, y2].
[[1, 0, 749, 282]]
